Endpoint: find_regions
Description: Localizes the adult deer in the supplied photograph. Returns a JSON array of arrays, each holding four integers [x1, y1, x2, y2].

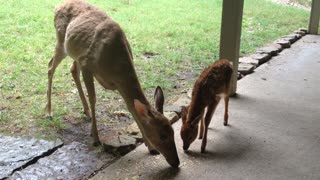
[[180, 59, 233, 153], [45, 0, 179, 167]]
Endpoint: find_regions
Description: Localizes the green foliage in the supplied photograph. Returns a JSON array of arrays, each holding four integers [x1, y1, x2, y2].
[[0, 0, 310, 137]]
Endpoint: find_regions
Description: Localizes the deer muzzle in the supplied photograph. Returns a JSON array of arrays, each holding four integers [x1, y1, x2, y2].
[[162, 144, 180, 167]]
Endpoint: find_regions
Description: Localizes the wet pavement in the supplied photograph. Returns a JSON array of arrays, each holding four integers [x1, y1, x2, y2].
[[0, 135, 63, 179], [9, 142, 114, 180], [0, 135, 117, 180]]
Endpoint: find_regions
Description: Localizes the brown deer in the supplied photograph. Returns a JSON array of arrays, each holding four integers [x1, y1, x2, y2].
[[45, 0, 179, 167], [180, 59, 233, 153]]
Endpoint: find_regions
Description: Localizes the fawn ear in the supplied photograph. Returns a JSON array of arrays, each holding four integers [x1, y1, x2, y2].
[[134, 99, 151, 122], [154, 86, 164, 114], [191, 113, 202, 126], [181, 106, 188, 124]]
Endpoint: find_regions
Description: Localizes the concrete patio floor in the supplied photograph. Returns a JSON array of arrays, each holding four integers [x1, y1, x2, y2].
[[91, 35, 320, 180]]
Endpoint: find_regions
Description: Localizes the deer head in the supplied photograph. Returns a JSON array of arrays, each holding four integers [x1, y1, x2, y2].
[[133, 86, 180, 167]]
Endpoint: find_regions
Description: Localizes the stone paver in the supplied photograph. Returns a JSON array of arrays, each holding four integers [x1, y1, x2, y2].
[[249, 53, 272, 64], [275, 39, 291, 48], [256, 43, 282, 56], [9, 142, 115, 180], [239, 57, 259, 66], [103, 135, 138, 156], [0, 135, 63, 179], [238, 63, 256, 75]]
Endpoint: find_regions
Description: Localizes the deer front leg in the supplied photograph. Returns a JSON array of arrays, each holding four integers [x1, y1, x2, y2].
[[224, 95, 229, 126], [81, 68, 101, 146], [70, 61, 91, 120], [46, 45, 66, 119]]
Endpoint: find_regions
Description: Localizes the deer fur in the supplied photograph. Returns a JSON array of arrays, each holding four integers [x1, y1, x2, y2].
[[45, 0, 179, 167], [180, 59, 233, 153]]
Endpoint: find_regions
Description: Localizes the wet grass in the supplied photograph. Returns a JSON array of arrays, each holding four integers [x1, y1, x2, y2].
[[0, 0, 310, 139]]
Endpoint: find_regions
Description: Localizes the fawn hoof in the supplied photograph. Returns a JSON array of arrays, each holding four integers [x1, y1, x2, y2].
[[149, 149, 160, 155], [224, 122, 228, 126], [201, 148, 206, 153]]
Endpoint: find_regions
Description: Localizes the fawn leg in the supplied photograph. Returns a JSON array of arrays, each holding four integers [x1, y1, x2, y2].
[[70, 61, 91, 120], [201, 99, 220, 153], [199, 117, 204, 139], [81, 68, 100, 146], [224, 95, 229, 126], [46, 43, 66, 119]]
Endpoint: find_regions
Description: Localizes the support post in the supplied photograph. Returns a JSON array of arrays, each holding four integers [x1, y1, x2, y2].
[[309, 0, 320, 34], [219, 0, 244, 96]]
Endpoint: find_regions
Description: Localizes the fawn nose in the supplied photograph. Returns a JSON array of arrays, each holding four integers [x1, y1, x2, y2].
[[183, 144, 190, 151]]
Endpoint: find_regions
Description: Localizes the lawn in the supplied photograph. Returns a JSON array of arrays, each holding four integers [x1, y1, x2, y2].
[[0, 0, 310, 139]]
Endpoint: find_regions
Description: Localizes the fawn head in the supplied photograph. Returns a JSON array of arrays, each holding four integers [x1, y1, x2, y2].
[[134, 86, 180, 167], [180, 106, 202, 151]]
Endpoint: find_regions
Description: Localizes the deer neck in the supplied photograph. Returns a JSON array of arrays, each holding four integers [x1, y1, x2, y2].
[[116, 76, 150, 117]]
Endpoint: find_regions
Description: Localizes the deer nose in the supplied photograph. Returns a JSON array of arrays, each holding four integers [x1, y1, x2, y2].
[[168, 157, 180, 168]]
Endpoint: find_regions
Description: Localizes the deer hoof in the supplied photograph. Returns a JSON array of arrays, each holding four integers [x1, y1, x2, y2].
[[46, 115, 53, 120], [224, 122, 228, 126]]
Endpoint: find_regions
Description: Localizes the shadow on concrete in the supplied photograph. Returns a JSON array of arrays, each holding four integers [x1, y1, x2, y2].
[[183, 125, 252, 162], [150, 166, 181, 180]]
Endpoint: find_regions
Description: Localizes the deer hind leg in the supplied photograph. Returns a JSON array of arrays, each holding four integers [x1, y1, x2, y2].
[[224, 95, 229, 126], [201, 98, 220, 153], [46, 43, 66, 119], [70, 61, 91, 120], [81, 67, 100, 146]]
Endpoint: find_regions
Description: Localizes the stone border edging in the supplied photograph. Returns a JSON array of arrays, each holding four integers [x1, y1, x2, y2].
[[237, 28, 308, 79]]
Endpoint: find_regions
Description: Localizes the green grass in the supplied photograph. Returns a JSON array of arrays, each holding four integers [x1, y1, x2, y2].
[[0, 0, 310, 138]]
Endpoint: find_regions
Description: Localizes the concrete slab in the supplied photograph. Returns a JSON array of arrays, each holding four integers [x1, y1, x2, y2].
[[91, 35, 320, 180], [0, 135, 63, 179]]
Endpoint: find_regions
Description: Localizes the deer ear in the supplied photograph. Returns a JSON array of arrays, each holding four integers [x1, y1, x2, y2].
[[134, 99, 150, 120], [154, 86, 164, 114]]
